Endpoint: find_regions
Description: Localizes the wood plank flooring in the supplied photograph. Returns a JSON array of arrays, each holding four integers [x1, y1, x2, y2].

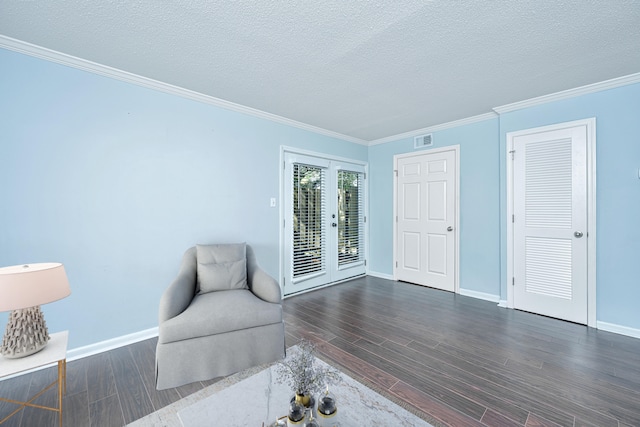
[[1, 276, 639, 426]]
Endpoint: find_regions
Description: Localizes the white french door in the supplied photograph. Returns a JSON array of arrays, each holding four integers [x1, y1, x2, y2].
[[283, 152, 366, 295], [507, 119, 596, 325], [394, 147, 458, 292]]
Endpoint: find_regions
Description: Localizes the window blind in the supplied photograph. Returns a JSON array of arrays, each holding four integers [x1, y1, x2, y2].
[[337, 170, 364, 266], [292, 164, 326, 278]]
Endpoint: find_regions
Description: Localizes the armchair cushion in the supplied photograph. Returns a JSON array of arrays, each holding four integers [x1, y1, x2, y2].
[[196, 243, 248, 293], [158, 289, 282, 344]]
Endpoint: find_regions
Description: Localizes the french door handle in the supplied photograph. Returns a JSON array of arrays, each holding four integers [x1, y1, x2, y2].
[[331, 223, 337, 227], [574, 231, 583, 238], [447, 226, 453, 232]]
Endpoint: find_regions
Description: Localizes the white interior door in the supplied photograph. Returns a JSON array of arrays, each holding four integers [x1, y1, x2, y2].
[[395, 147, 458, 292], [512, 124, 589, 324], [283, 152, 366, 295]]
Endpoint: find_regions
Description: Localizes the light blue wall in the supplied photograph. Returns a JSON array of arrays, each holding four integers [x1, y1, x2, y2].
[[499, 83, 640, 329], [369, 82, 640, 332], [0, 48, 367, 349], [2, 46, 639, 350], [368, 118, 502, 297]]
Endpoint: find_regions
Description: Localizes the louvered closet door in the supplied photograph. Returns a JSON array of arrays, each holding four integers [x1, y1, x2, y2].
[[513, 125, 588, 324]]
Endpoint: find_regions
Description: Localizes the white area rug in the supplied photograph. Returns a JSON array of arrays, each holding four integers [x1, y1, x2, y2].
[[128, 348, 434, 427]]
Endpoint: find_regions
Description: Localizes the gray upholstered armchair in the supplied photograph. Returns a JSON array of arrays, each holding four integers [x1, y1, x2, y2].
[[155, 243, 285, 390]]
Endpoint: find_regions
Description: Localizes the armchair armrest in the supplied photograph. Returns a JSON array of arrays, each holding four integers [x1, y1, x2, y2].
[[247, 245, 282, 304], [158, 247, 197, 323]]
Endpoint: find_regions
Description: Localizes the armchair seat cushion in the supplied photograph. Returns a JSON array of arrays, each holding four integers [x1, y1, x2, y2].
[[158, 289, 282, 344]]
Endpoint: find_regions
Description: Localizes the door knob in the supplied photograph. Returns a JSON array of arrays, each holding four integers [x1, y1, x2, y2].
[[331, 223, 337, 227], [574, 231, 583, 238], [447, 226, 453, 232]]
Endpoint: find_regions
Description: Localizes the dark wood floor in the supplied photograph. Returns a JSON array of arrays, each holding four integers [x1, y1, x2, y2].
[[2, 276, 640, 426]]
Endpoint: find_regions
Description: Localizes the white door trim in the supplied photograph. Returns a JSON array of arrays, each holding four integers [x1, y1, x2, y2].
[[506, 118, 596, 327], [393, 145, 460, 293], [279, 146, 369, 297]]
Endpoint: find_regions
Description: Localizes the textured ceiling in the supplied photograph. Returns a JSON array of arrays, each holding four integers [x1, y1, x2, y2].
[[1, 0, 639, 142]]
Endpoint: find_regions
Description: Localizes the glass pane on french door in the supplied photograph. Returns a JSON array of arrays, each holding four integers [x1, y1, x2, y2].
[[283, 153, 366, 295], [284, 154, 331, 294], [292, 163, 326, 279], [337, 170, 364, 265], [331, 165, 366, 283]]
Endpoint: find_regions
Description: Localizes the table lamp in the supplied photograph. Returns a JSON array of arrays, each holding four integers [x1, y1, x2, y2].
[[0, 263, 71, 359]]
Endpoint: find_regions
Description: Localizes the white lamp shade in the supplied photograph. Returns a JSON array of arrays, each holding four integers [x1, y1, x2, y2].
[[0, 263, 71, 312]]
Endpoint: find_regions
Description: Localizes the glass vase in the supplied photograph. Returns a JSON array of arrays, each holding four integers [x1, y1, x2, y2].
[[287, 397, 306, 426], [316, 388, 338, 427]]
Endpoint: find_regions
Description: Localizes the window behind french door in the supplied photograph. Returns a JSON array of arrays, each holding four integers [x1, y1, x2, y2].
[[283, 152, 366, 295]]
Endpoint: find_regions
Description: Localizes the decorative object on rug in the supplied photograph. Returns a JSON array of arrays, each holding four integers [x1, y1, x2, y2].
[[0, 263, 71, 358], [303, 412, 319, 427], [277, 340, 340, 396], [316, 386, 337, 427], [287, 398, 306, 426], [155, 243, 285, 389], [277, 340, 339, 423], [290, 393, 316, 420]]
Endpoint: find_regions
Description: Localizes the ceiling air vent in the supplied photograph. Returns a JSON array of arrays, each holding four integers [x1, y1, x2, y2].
[[414, 133, 433, 149]]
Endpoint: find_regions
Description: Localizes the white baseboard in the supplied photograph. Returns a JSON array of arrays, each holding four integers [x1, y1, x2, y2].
[[458, 288, 500, 303], [497, 299, 508, 308], [596, 321, 640, 340], [367, 271, 394, 280], [0, 327, 159, 381], [66, 327, 159, 361]]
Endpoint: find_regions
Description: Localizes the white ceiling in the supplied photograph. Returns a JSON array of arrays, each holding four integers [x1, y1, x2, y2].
[[1, 1, 639, 143]]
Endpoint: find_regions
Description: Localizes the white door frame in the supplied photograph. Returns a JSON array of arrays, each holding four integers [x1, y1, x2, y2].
[[393, 145, 460, 293], [506, 118, 597, 327], [279, 146, 369, 297]]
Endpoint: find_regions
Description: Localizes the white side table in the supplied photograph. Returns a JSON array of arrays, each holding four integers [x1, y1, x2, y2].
[[0, 331, 68, 426]]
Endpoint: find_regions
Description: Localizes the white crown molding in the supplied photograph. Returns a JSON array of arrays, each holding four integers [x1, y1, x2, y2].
[[369, 72, 640, 146], [0, 35, 367, 146], [493, 72, 640, 114], [4, 35, 639, 147], [368, 112, 498, 146]]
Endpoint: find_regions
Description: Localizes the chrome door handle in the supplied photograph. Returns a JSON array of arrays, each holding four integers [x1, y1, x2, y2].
[[574, 231, 583, 238], [447, 226, 453, 232]]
